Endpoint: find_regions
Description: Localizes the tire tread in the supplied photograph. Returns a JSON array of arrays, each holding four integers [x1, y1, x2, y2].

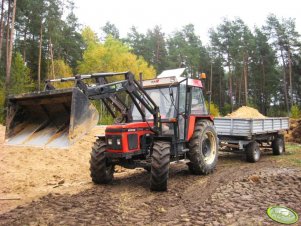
[[150, 141, 170, 191]]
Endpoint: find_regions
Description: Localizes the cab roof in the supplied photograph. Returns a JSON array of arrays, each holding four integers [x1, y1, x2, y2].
[[142, 68, 203, 88]]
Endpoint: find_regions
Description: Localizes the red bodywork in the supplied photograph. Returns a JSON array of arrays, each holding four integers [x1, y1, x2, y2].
[[105, 122, 153, 153], [186, 115, 214, 141], [105, 114, 214, 154]]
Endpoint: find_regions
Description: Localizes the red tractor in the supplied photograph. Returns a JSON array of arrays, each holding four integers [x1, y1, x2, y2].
[[88, 68, 218, 191], [6, 68, 218, 191]]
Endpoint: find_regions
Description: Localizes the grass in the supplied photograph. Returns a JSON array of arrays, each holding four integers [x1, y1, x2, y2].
[[275, 143, 301, 167]]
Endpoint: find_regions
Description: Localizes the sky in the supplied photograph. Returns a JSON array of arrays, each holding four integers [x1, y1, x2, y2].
[[74, 0, 301, 44]]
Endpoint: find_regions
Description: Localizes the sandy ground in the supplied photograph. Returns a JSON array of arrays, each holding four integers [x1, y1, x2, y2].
[[0, 125, 108, 214], [0, 125, 301, 225]]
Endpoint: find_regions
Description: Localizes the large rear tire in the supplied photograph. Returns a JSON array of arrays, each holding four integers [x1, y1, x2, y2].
[[272, 135, 285, 155], [246, 141, 260, 163], [90, 139, 114, 184], [150, 141, 170, 191], [187, 120, 218, 175]]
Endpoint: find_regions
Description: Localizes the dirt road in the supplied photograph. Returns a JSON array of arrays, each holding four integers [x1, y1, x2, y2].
[[0, 125, 301, 225]]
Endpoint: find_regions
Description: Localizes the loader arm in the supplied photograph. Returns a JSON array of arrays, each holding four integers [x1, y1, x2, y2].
[[45, 72, 161, 134], [95, 77, 131, 123], [45, 72, 131, 123]]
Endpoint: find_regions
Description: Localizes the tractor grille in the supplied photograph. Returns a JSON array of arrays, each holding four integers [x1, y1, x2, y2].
[[128, 134, 138, 150], [106, 135, 122, 150]]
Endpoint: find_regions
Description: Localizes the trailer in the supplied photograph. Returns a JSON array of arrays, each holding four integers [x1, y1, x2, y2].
[[214, 117, 289, 162]]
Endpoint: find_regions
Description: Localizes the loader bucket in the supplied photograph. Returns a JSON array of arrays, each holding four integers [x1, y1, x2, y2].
[[5, 88, 99, 148]]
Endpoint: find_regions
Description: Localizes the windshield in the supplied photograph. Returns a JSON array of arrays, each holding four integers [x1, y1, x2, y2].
[[132, 87, 177, 120]]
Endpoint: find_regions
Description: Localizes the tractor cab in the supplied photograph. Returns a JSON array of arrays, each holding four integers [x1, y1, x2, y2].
[[132, 68, 209, 139], [104, 68, 212, 160]]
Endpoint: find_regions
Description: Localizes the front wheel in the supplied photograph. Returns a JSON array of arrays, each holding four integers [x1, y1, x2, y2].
[[150, 141, 170, 191], [90, 139, 114, 184], [187, 120, 218, 175]]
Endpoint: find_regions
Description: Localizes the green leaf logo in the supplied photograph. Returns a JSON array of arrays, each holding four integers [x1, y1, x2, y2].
[[267, 206, 299, 224]]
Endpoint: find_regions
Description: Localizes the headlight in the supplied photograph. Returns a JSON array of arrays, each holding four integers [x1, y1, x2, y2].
[[116, 139, 121, 145], [108, 139, 112, 145]]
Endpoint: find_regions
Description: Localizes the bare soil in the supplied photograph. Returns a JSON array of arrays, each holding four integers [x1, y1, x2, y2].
[[0, 125, 301, 225]]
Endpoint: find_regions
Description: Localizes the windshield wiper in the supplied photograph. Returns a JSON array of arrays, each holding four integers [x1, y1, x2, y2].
[[158, 88, 178, 116]]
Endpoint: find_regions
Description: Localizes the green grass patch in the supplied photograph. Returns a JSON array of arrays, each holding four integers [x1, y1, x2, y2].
[[277, 143, 301, 167]]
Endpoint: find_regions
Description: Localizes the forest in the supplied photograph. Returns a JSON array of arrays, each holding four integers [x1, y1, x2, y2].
[[0, 0, 301, 123]]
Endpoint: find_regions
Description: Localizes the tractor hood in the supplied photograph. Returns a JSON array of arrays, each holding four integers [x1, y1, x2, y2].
[[105, 122, 154, 133]]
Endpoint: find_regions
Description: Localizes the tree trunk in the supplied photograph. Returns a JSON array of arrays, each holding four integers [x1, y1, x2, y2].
[[227, 53, 233, 112], [49, 37, 55, 79], [22, 27, 27, 62], [282, 69, 289, 114], [5, 0, 11, 89], [0, 0, 5, 60], [243, 53, 248, 106], [238, 71, 243, 106], [156, 38, 160, 62], [229, 68, 233, 112], [208, 62, 213, 114], [5, 0, 10, 60], [219, 69, 222, 110], [280, 48, 290, 115], [6, 0, 16, 89], [6, 0, 16, 88], [287, 47, 293, 107], [38, 22, 43, 91], [261, 58, 267, 115]]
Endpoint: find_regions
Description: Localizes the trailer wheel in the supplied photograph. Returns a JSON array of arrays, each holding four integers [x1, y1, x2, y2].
[[90, 139, 114, 184], [187, 120, 218, 175], [272, 135, 285, 155], [246, 141, 260, 163], [150, 141, 170, 191]]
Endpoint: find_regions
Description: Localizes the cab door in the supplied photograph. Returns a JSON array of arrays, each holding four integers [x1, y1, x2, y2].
[[177, 82, 189, 140]]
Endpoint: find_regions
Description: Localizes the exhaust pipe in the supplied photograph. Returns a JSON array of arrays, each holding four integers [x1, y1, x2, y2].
[[5, 88, 99, 148]]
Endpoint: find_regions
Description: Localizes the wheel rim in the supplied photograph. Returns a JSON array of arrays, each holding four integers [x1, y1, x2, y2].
[[254, 146, 260, 161], [202, 131, 217, 164], [105, 161, 114, 175], [278, 140, 284, 153]]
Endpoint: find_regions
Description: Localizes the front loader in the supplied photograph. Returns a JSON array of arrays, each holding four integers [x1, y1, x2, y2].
[[5, 68, 218, 191]]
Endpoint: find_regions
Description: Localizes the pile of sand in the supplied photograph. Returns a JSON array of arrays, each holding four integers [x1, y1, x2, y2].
[[285, 119, 301, 143], [226, 106, 266, 119]]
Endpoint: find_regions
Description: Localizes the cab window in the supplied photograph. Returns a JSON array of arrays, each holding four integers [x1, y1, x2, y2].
[[191, 87, 208, 114]]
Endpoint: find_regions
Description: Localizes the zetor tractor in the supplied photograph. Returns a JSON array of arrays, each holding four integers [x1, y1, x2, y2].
[[5, 68, 218, 191], [89, 68, 218, 191]]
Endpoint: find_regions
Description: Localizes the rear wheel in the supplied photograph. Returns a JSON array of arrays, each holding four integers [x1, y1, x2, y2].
[[272, 135, 285, 155], [187, 120, 218, 175], [90, 139, 114, 184], [246, 141, 260, 163], [150, 141, 170, 191]]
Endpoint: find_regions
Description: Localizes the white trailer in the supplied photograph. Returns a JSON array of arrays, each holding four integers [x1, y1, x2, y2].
[[214, 117, 289, 162]]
